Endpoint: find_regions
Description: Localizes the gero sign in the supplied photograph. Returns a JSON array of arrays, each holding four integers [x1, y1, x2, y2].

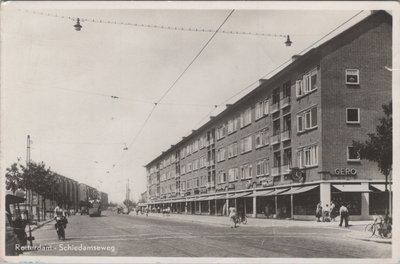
[[334, 168, 357, 176]]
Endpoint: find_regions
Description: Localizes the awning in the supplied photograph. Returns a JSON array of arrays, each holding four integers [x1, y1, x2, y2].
[[370, 184, 387, 192], [267, 188, 290, 196], [249, 189, 275, 197], [204, 194, 227, 201], [280, 185, 319, 195], [332, 184, 371, 192], [195, 196, 209, 202], [228, 192, 252, 199]]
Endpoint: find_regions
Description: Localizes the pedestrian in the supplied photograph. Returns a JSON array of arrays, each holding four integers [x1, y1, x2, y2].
[[322, 204, 330, 222], [264, 204, 270, 219], [330, 201, 336, 222], [228, 206, 237, 228], [315, 201, 322, 222], [222, 202, 227, 216], [339, 204, 349, 227]]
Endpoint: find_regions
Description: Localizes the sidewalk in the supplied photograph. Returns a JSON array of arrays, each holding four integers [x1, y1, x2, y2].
[[132, 212, 392, 244], [29, 218, 54, 232]]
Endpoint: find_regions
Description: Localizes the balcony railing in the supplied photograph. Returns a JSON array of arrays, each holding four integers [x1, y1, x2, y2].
[[270, 102, 280, 114], [271, 167, 281, 177], [280, 130, 291, 141], [271, 134, 281, 145], [280, 96, 290, 109], [280, 164, 291, 174]]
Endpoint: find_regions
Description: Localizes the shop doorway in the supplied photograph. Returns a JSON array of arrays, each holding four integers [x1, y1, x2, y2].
[[277, 195, 291, 219]]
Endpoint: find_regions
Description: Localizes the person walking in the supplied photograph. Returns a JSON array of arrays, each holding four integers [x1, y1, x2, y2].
[[339, 204, 349, 227], [330, 201, 336, 222], [315, 201, 322, 222], [322, 204, 330, 222], [229, 206, 237, 228]]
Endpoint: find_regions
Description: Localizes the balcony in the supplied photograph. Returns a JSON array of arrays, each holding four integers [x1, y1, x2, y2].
[[270, 102, 280, 114], [280, 130, 291, 141], [271, 167, 281, 177], [280, 96, 290, 109], [280, 164, 291, 174], [271, 134, 281, 145]]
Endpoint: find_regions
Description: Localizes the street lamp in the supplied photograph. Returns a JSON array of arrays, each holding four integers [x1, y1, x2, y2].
[[285, 35, 292, 47], [74, 18, 82, 31]]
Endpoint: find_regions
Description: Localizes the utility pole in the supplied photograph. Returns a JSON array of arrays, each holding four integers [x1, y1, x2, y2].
[[26, 135, 31, 217]]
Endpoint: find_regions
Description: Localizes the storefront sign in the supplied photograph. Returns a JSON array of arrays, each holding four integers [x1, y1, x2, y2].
[[262, 179, 274, 187], [334, 168, 357, 176]]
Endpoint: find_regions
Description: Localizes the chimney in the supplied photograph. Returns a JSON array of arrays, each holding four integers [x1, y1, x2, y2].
[[259, 79, 268, 85], [210, 116, 215, 120], [292, 55, 301, 62], [226, 104, 232, 108]]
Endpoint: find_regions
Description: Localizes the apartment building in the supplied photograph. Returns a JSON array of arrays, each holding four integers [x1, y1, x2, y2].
[[145, 11, 392, 220]]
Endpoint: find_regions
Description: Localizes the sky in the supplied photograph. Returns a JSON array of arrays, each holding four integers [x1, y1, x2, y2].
[[2, 2, 389, 203]]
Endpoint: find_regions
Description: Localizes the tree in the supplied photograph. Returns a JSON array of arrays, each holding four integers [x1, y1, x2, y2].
[[5, 162, 24, 194], [123, 199, 136, 208], [353, 101, 392, 217]]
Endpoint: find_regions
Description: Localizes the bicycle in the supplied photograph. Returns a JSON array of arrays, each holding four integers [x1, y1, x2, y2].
[[365, 216, 392, 238], [235, 215, 248, 225]]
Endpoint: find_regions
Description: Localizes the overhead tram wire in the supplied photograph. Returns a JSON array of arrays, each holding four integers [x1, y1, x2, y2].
[[18, 9, 288, 39], [108, 10, 235, 172], [186, 10, 366, 133]]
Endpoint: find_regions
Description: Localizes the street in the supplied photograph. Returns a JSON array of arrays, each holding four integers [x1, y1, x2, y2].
[[23, 211, 391, 258]]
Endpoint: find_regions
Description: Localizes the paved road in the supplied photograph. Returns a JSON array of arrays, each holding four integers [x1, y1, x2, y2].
[[23, 211, 391, 258]]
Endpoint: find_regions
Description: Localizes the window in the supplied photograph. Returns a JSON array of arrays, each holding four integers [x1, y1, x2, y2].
[[181, 164, 186, 174], [296, 68, 318, 97], [255, 129, 269, 148], [256, 160, 265, 176], [240, 164, 253, 179], [217, 171, 227, 183], [263, 99, 270, 115], [217, 148, 226, 162], [228, 168, 239, 182], [297, 145, 318, 168], [347, 146, 360, 161], [216, 124, 227, 140], [297, 106, 318, 132], [255, 101, 264, 120], [227, 142, 238, 159], [240, 108, 252, 128], [296, 80, 303, 97], [227, 118, 239, 134], [346, 108, 360, 124], [345, 69, 359, 85], [283, 81, 291, 98], [187, 162, 192, 173], [240, 136, 252, 154]]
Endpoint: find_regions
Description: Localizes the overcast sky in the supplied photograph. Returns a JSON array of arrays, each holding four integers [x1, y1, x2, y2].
[[2, 2, 392, 203]]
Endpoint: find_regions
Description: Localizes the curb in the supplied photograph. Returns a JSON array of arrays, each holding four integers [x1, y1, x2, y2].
[[30, 218, 54, 232], [345, 232, 392, 244]]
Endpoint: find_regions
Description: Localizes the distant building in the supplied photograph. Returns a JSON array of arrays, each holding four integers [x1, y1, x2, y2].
[[145, 11, 392, 220]]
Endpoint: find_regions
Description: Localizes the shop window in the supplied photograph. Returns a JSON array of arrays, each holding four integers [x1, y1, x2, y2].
[[369, 192, 386, 215], [331, 191, 361, 215], [346, 108, 360, 124], [256, 196, 276, 216], [345, 69, 359, 85]]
